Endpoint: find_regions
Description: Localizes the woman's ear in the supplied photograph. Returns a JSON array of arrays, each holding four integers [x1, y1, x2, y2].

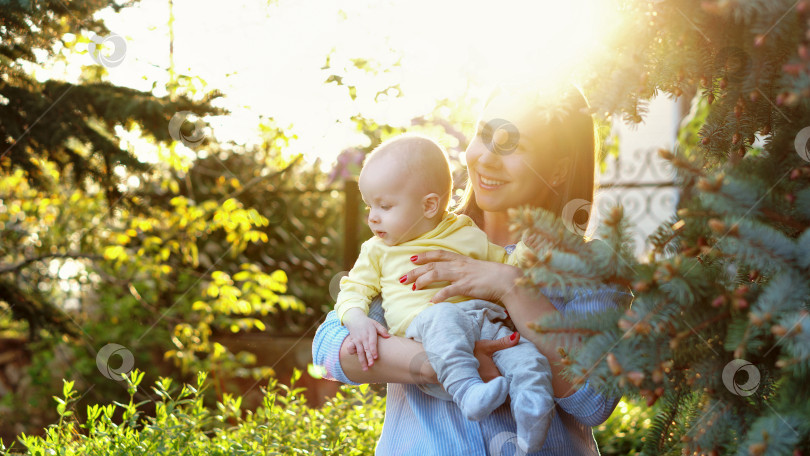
[[422, 193, 441, 218], [550, 156, 572, 187]]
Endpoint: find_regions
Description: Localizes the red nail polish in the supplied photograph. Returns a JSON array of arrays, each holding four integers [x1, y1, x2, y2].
[[400, 275, 407, 283], [510, 332, 517, 341], [410, 255, 418, 262], [412, 283, 416, 291]]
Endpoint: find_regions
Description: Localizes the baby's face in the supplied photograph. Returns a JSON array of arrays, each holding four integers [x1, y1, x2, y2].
[[359, 159, 428, 246]]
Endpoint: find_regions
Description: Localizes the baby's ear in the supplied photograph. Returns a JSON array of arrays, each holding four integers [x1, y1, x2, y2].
[[422, 193, 441, 218]]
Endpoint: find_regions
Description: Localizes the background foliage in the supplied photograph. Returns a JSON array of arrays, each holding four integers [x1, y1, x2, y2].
[[0, 0, 472, 442], [513, 0, 810, 454], [4, 0, 809, 454], [2, 370, 649, 456]]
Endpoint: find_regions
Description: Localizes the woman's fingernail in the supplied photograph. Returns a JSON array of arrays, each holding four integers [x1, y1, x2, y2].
[[410, 255, 418, 262], [505, 310, 509, 317], [510, 332, 517, 341], [399, 275, 407, 283], [412, 283, 416, 291]]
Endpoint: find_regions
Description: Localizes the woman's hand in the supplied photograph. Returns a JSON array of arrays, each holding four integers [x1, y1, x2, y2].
[[346, 330, 521, 382], [474, 332, 520, 381], [402, 250, 522, 304]]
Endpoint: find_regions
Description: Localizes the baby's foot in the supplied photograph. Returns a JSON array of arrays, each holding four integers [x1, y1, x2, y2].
[[515, 399, 554, 453], [517, 426, 546, 454], [457, 377, 509, 421]]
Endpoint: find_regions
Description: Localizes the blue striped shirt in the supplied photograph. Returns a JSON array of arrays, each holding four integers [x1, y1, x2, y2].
[[313, 283, 632, 455]]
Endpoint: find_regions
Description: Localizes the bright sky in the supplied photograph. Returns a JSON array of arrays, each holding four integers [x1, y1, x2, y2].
[[82, 0, 617, 164]]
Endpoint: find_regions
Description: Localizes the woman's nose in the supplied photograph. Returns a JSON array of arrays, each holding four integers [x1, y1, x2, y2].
[[475, 142, 502, 169]]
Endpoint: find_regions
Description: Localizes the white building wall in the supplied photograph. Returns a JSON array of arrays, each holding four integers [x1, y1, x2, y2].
[[593, 95, 682, 259]]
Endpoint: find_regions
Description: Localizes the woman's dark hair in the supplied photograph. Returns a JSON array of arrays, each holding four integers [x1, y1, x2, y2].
[[455, 84, 598, 232]]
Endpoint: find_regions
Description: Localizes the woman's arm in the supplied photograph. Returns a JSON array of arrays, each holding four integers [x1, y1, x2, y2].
[[405, 251, 630, 409], [313, 299, 519, 385], [499, 265, 630, 424], [549, 285, 633, 425], [413, 255, 581, 397], [339, 331, 438, 384], [500, 273, 581, 398], [404, 251, 580, 393], [555, 380, 621, 426]]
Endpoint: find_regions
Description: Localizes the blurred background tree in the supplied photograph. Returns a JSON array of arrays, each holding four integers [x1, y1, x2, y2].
[[0, 0, 304, 437], [0, 0, 477, 443]]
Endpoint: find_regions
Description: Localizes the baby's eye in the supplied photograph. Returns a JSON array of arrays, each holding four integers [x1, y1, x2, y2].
[[380, 204, 392, 210]]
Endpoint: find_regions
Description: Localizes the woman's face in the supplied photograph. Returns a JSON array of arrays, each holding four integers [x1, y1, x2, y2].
[[465, 94, 559, 213]]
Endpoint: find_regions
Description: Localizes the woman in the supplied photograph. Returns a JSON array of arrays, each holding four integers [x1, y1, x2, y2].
[[313, 84, 633, 455]]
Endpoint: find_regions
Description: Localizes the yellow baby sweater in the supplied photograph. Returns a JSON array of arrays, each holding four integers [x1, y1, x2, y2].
[[335, 212, 522, 336]]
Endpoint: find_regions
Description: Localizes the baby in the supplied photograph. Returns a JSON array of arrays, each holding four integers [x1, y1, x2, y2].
[[335, 134, 554, 453]]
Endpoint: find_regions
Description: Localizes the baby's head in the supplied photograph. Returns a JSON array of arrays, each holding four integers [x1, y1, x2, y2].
[[358, 134, 452, 246]]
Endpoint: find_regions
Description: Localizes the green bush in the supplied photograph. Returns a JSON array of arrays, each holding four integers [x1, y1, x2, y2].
[[4, 368, 653, 456], [3, 370, 383, 456], [594, 398, 658, 456]]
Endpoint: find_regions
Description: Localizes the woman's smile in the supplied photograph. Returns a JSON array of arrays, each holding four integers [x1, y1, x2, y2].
[[476, 172, 510, 191]]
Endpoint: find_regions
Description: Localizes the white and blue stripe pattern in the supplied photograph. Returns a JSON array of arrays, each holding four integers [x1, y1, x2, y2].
[[313, 273, 633, 455]]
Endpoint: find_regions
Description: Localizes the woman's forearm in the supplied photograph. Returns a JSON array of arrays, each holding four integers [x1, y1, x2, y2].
[[339, 333, 439, 384], [500, 267, 579, 398]]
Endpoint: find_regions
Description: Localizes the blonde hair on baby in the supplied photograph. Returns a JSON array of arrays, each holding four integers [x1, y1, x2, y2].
[[364, 134, 453, 212]]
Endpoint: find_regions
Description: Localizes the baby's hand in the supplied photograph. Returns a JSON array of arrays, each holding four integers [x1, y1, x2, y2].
[[342, 308, 391, 370]]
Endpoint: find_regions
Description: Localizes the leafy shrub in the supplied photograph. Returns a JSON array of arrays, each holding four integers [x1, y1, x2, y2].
[[594, 398, 658, 456], [4, 370, 384, 456], [4, 366, 653, 456]]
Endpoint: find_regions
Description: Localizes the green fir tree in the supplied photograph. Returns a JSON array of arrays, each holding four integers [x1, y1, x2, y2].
[[0, 0, 225, 335], [0, 0, 224, 195], [514, 1, 810, 454]]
